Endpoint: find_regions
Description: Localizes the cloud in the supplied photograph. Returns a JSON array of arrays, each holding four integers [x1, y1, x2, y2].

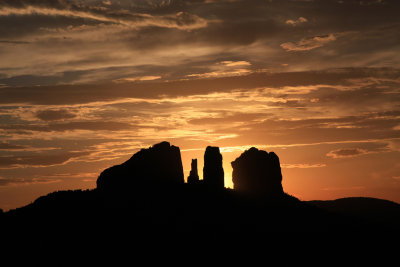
[[386, 139, 400, 152], [281, 163, 326, 168], [0, 0, 399, 86], [326, 148, 368, 158], [186, 68, 251, 79], [0, 40, 30, 44], [285, 17, 307, 26], [220, 61, 251, 67], [0, 121, 136, 133], [321, 186, 365, 191], [0, 142, 26, 150], [280, 34, 337, 51], [188, 112, 268, 125], [186, 60, 253, 79], [113, 76, 161, 83], [0, 4, 209, 31], [36, 109, 76, 121], [0, 151, 91, 169], [0, 177, 61, 186]]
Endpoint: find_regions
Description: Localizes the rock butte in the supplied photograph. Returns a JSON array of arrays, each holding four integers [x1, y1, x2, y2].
[[97, 141, 283, 197]]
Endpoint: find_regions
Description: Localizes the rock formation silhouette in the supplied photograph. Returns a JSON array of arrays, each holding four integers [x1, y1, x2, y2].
[[203, 146, 224, 189], [3, 140, 400, 245], [187, 159, 199, 184], [231, 147, 283, 196], [96, 141, 184, 191]]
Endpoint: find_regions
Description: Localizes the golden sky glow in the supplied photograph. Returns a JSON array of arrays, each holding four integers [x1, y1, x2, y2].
[[0, 0, 399, 210]]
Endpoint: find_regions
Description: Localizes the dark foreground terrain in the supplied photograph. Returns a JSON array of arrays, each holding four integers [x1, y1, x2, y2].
[[2, 186, 400, 234], [1, 142, 399, 253]]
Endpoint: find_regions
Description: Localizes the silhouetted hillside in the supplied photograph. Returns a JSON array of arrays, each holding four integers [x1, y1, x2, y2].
[[5, 189, 102, 220], [308, 197, 400, 229]]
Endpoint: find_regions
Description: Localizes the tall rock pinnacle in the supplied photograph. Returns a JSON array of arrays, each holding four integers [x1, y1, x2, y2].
[[203, 146, 224, 189], [187, 159, 199, 184]]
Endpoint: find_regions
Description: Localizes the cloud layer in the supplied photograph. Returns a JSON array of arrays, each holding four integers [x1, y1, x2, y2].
[[0, 0, 399, 84]]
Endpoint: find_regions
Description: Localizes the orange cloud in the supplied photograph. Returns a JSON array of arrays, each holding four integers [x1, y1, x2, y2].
[[113, 76, 161, 83], [0, 6, 209, 30], [36, 109, 76, 121], [281, 163, 326, 169], [285, 17, 308, 26], [281, 34, 336, 51], [326, 148, 368, 158]]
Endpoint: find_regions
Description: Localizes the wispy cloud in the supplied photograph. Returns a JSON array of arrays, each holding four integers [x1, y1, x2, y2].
[[0, 151, 91, 169], [326, 143, 391, 158], [0, 177, 61, 186], [321, 186, 365, 191], [36, 109, 76, 121], [281, 163, 326, 168], [285, 17, 308, 26], [0, 6, 209, 30], [281, 34, 337, 51], [113, 76, 161, 83], [0, 142, 26, 150], [220, 61, 251, 67], [326, 148, 369, 158], [186, 68, 252, 79]]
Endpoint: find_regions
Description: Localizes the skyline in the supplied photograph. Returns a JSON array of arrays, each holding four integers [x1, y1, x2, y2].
[[0, 0, 399, 210]]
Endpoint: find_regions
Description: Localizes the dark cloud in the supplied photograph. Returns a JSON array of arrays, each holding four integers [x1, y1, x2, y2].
[[0, 68, 397, 105], [36, 109, 76, 121], [188, 112, 270, 125], [211, 112, 400, 146], [0, 177, 58, 186], [327, 148, 366, 158], [0, 13, 98, 39], [0, 0, 209, 30], [195, 19, 278, 46], [49, 121, 134, 132], [281, 34, 337, 51], [0, 121, 135, 132], [309, 82, 400, 111], [0, 40, 30, 44], [0, 151, 91, 168], [0, 0, 398, 85], [0, 142, 27, 150], [0, 0, 66, 9]]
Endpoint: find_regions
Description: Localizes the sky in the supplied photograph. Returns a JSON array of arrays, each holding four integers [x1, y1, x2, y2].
[[0, 0, 399, 210]]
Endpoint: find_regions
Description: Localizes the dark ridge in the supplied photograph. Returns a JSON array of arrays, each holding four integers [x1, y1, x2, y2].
[[308, 197, 400, 228]]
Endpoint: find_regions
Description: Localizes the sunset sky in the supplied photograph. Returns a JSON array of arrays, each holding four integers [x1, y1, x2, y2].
[[0, 0, 399, 210]]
